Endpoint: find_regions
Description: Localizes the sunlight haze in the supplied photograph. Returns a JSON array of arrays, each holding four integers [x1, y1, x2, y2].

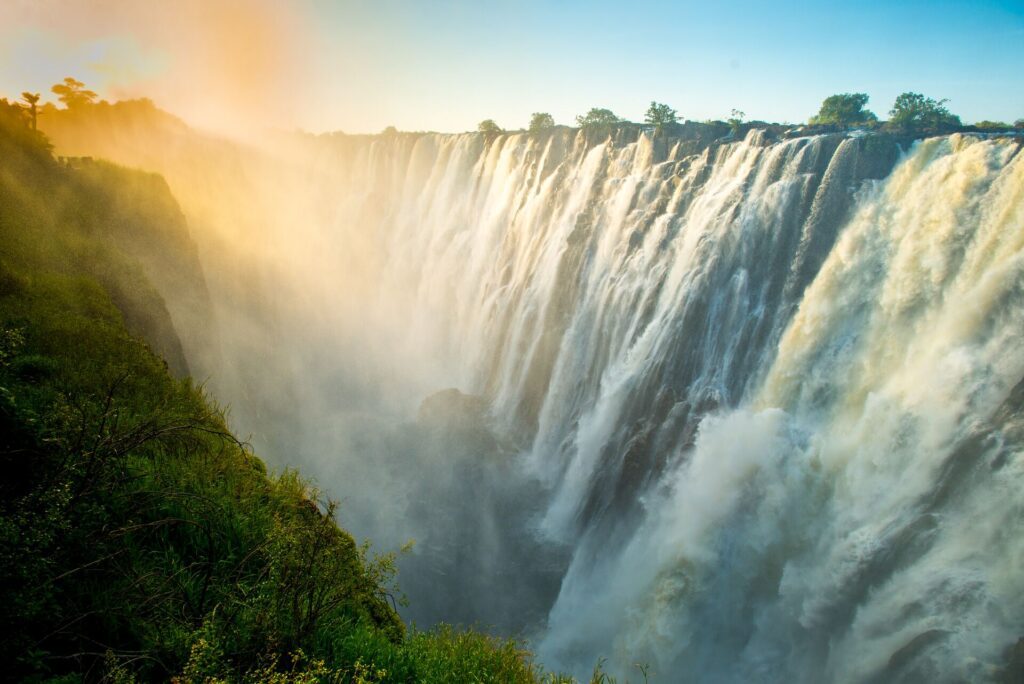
[[2, 0, 1022, 135]]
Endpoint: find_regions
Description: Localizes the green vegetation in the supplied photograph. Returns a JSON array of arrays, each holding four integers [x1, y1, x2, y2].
[[575, 108, 620, 129], [477, 119, 503, 135], [727, 109, 745, 136], [643, 102, 678, 130], [575, 108, 622, 140], [809, 93, 877, 126], [0, 96, 602, 683], [887, 92, 961, 130], [528, 112, 555, 134], [974, 120, 1011, 130]]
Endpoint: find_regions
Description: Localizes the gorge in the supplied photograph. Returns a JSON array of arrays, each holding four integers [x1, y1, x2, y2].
[[39, 110, 1024, 682]]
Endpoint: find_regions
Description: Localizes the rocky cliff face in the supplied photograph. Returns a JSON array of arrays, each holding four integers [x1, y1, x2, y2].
[[67, 160, 212, 377]]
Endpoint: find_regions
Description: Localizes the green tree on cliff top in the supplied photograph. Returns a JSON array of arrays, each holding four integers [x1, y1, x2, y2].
[[888, 92, 961, 129], [809, 93, 878, 125]]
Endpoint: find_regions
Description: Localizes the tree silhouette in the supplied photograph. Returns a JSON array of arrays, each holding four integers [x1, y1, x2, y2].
[[20, 92, 40, 130], [51, 77, 97, 108]]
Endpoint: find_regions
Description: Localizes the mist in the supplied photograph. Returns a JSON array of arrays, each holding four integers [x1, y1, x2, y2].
[[0, 0, 316, 136]]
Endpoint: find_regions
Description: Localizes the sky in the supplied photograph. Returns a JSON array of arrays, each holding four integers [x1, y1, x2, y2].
[[0, 0, 1022, 135]]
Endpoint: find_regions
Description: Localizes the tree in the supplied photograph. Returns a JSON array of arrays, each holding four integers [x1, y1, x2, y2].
[[809, 93, 877, 126], [20, 92, 40, 130], [477, 119, 502, 135], [644, 101, 678, 129], [575, 108, 622, 142], [888, 92, 961, 130], [576, 107, 620, 128], [573, 105, 618, 137], [1013, 119, 1023, 130], [0, 98, 51, 156], [528, 112, 555, 133], [728, 108, 745, 136], [51, 77, 97, 108], [381, 125, 398, 136]]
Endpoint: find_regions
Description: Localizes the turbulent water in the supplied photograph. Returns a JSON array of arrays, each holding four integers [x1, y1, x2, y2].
[[294, 129, 1023, 683], [54, 119, 1023, 681]]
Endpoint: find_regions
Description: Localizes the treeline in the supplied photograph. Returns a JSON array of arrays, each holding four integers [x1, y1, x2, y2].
[[470, 92, 1023, 137], [8, 76, 1022, 139], [0, 98, 604, 683]]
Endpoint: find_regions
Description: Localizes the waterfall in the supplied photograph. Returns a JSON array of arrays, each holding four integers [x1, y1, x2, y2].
[[76, 118, 1020, 681], [294, 129, 1022, 682]]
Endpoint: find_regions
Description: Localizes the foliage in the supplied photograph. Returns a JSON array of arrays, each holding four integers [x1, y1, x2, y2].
[[381, 125, 398, 136], [643, 101, 678, 129], [575, 108, 621, 130], [0, 98, 52, 158], [1016, 119, 1024, 129], [887, 92, 961, 130], [478, 119, 503, 135], [808, 93, 877, 126], [974, 120, 1011, 130], [575, 108, 622, 141], [52, 77, 99, 108], [528, 112, 555, 134], [727, 108, 745, 136]]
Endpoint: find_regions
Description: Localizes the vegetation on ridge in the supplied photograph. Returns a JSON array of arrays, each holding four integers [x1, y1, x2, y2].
[[887, 92, 961, 130], [477, 118, 503, 135], [808, 93, 878, 126], [643, 102, 678, 131], [528, 112, 555, 134]]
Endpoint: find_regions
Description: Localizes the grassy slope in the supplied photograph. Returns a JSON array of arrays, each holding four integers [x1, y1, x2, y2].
[[0, 104, 585, 683]]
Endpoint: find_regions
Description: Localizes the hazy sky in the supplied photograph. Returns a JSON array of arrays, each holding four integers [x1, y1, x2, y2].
[[1, 0, 1022, 135]]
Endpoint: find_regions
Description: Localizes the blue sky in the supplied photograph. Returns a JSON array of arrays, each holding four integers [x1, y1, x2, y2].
[[2, 0, 1022, 133]]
